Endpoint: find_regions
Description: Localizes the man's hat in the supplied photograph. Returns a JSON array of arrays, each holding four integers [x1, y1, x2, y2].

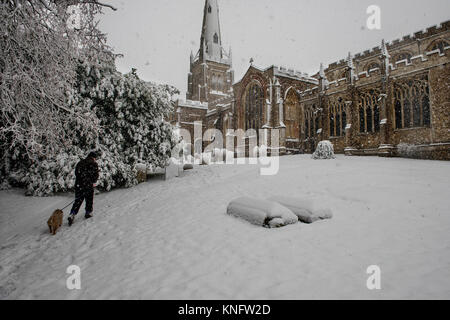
[[87, 151, 99, 159]]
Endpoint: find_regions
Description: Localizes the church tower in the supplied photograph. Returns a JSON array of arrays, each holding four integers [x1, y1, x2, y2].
[[187, 0, 233, 104]]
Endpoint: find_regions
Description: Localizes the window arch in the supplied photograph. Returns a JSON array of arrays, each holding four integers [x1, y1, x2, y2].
[[208, 5, 212, 13], [304, 104, 319, 139], [329, 105, 335, 136], [394, 52, 412, 63], [284, 89, 300, 139], [213, 33, 219, 44], [329, 97, 346, 137], [429, 40, 449, 54], [367, 62, 380, 72], [244, 83, 264, 131], [358, 90, 380, 133], [393, 75, 430, 129]]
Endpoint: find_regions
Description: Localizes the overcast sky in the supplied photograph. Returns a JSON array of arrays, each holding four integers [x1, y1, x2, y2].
[[98, 0, 449, 97]]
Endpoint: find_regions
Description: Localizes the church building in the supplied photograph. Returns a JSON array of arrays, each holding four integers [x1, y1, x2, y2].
[[173, 0, 450, 160]]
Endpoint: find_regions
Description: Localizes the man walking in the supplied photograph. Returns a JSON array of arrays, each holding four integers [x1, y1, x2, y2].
[[68, 151, 100, 226]]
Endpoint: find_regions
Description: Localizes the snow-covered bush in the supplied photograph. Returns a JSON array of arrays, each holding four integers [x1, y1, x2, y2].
[[227, 197, 298, 228], [201, 153, 212, 165], [312, 141, 336, 160]]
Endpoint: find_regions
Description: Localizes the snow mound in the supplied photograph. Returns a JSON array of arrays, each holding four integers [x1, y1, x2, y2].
[[312, 141, 336, 160], [201, 153, 212, 165], [270, 196, 333, 223], [212, 148, 225, 162], [227, 197, 298, 228]]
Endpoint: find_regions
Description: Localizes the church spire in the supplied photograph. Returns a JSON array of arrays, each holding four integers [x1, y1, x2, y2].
[[200, 0, 225, 63]]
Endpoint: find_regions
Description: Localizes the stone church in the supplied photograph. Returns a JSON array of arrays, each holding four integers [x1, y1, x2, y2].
[[172, 0, 450, 160]]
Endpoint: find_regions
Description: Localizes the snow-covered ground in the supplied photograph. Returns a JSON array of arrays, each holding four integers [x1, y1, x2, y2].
[[1, 155, 450, 300]]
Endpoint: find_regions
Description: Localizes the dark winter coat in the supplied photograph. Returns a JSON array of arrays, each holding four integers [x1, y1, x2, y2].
[[75, 157, 99, 190]]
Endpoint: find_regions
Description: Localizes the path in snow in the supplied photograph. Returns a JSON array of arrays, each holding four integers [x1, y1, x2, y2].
[[1, 155, 450, 299]]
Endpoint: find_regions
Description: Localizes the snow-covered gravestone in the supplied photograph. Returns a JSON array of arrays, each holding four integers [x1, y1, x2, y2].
[[227, 197, 298, 228], [312, 140, 336, 160], [270, 196, 333, 224]]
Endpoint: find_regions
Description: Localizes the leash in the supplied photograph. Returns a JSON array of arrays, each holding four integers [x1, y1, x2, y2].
[[60, 193, 90, 211], [61, 200, 76, 211]]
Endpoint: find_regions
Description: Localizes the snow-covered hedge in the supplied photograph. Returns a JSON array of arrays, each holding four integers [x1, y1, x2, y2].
[[312, 141, 336, 160], [227, 197, 298, 228]]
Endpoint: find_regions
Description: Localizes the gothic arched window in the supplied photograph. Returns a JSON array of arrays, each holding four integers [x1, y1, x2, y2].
[[245, 83, 264, 131], [374, 105, 380, 132], [359, 106, 365, 133], [284, 90, 300, 139], [358, 90, 380, 133], [393, 75, 430, 129], [213, 33, 219, 44], [342, 109, 347, 134], [367, 62, 380, 72], [395, 90, 403, 129], [305, 111, 310, 138], [329, 107, 335, 137], [329, 98, 346, 137], [304, 104, 319, 140], [394, 52, 412, 63], [429, 40, 449, 54], [208, 5, 212, 13]]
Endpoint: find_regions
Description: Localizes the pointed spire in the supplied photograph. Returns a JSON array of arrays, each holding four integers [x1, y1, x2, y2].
[[319, 63, 327, 92], [200, 0, 225, 63], [380, 39, 390, 77], [319, 63, 325, 78], [228, 46, 232, 64], [381, 39, 390, 58], [274, 77, 281, 87], [347, 52, 354, 70], [347, 52, 356, 85], [190, 50, 194, 64]]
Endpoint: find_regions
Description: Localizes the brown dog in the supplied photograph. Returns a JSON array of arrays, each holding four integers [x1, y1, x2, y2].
[[47, 209, 64, 235]]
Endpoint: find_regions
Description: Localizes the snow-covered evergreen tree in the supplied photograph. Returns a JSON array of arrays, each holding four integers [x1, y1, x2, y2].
[[75, 63, 179, 192]]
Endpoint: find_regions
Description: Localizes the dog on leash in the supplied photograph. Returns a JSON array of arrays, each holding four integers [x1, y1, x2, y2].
[[47, 209, 64, 235]]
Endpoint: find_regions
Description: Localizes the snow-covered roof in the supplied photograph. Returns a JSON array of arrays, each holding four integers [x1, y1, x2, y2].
[[177, 99, 208, 110], [234, 64, 318, 86], [272, 66, 318, 84]]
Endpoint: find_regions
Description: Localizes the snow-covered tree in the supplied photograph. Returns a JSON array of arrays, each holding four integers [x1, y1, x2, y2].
[[0, 1, 179, 196], [0, 1, 115, 162], [75, 63, 179, 192]]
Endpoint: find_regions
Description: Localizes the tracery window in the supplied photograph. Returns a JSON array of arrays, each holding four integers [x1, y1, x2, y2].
[[429, 40, 449, 54], [329, 97, 346, 137], [394, 52, 412, 63], [211, 74, 222, 92], [284, 90, 300, 139], [245, 83, 264, 131], [358, 90, 380, 133], [367, 62, 380, 72], [393, 75, 430, 129], [304, 104, 319, 139]]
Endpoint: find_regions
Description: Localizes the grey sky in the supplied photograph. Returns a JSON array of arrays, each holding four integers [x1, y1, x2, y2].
[[98, 0, 449, 97]]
